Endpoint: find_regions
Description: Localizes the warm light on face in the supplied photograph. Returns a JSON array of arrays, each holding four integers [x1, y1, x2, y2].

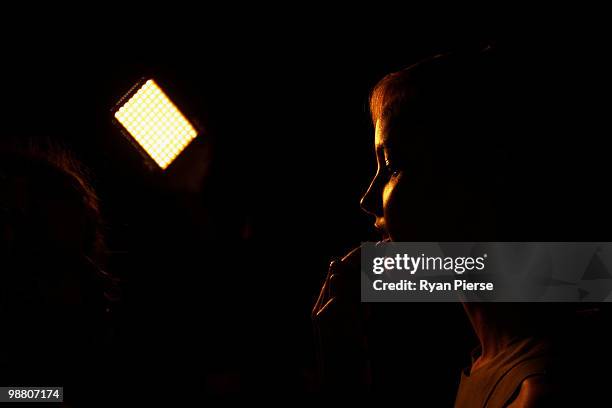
[[114, 79, 198, 169]]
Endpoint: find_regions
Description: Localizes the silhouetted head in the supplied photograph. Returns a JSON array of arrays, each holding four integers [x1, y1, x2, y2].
[[1, 144, 103, 257], [0, 141, 113, 383], [360, 47, 540, 241]]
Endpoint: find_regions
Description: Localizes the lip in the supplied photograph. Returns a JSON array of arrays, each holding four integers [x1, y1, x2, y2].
[[374, 218, 390, 241]]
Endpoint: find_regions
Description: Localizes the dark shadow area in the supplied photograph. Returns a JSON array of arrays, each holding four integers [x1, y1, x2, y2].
[[1, 29, 611, 405]]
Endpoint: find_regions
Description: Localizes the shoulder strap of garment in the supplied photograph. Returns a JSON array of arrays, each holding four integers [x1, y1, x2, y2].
[[484, 355, 549, 407]]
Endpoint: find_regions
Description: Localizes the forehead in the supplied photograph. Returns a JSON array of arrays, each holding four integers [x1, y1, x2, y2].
[[374, 117, 413, 150], [374, 119, 401, 144], [374, 120, 385, 147], [375, 115, 435, 165]]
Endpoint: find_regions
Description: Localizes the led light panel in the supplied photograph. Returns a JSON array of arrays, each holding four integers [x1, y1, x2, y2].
[[114, 79, 198, 169]]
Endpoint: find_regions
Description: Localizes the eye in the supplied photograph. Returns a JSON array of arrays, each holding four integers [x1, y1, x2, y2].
[[384, 159, 400, 177]]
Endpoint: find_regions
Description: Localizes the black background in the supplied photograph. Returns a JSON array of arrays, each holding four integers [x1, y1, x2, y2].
[[2, 19, 611, 402]]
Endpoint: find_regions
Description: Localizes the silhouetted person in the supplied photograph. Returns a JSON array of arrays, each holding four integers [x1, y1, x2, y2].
[[313, 47, 612, 406], [0, 142, 116, 404]]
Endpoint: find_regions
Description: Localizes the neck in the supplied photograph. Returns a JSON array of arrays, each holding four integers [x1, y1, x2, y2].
[[462, 303, 524, 367]]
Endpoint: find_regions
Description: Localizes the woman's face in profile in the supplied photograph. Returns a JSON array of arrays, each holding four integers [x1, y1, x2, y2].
[[360, 117, 480, 242], [360, 118, 417, 241]]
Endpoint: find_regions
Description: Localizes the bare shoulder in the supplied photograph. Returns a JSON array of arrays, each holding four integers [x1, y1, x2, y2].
[[506, 375, 556, 408]]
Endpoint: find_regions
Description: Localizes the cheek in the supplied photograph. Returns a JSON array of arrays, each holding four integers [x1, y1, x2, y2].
[[382, 174, 414, 240], [381, 178, 396, 211], [383, 173, 444, 240]]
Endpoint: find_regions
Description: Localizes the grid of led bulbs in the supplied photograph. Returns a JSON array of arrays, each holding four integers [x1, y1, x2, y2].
[[114, 79, 197, 169]]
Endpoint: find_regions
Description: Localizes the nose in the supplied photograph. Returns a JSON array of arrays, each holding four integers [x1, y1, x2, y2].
[[360, 173, 383, 218]]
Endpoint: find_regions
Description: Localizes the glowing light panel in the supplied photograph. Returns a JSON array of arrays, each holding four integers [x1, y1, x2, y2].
[[114, 79, 197, 169]]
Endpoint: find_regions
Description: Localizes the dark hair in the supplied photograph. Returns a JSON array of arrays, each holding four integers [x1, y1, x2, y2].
[[0, 139, 118, 309], [370, 46, 506, 134], [0, 140, 104, 258]]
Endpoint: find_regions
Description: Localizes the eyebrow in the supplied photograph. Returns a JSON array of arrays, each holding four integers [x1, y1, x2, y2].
[[375, 143, 387, 158], [375, 144, 391, 165], [378, 141, 394, 154]]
